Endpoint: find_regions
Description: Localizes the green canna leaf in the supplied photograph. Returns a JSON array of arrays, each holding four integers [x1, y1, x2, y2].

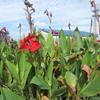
[[0, 95, 3, 100], [59, 29, 67, 53], [46, 32, 55, 58], [18, 52, 26, 80], [89, 97, 100, 100], [82, 50, 93, 66], [5, 59, 18, 80], [18, 52, 32, 88], [30, 75, 50, 89], [50, 85, 67, 99], [65, 71, 77, 87], [66, 36, 71, 55], [51, 75, 58, 95], [0, 61, 3, 79], [97, 54, 100, 62], [78, 73, 100, 97], [1, 88, 26, 100], [73, 27, 83, 52], [45, 61, 54, 86]]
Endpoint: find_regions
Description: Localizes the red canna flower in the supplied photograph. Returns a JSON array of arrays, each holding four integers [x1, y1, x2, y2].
[[18, 40, 31, 50], [24, 35, 38, 42], [29, 40, 41, 52], [97, 40, 100, 42], [18, 35, 41, 52], [1, 27, 6, 31], [51, 29, 59, 34]]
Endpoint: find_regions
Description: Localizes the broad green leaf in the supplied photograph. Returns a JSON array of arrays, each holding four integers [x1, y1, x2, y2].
[[3, 69, 12, 84], [18, 52, 26, 80], [87, 37, 92, 44], [0, 61, 3, 78], [91, 44, 98, 60], [89, 33, 95, 40], [65, 71, 77, 87], [38, 33, 47, 56], [78, 74, 100, 97], [89, 97, 100, 100], [0, 41, 5, 54], [39, 33, 46, 46], [86, 34, 95, 46], [77, 75, 86, 93], [21, 61, 32, 88], [83, 38, 89, 49], [97, 54, 100, 62], [46, 32, 55, 57], [51, 76, 58, 95], [82, 50, 93, 66], [30, 75, 50, 89], [50, 85, 67, 99], [18, 52, 32, 88], [5, 59, 18, 80], [1, 88, 26, 100], [0, 95, 3, 100], [46, 32, 54, 47], [1, 53, 6, 62], [66, 36, 71, 55], [41, 46, 48, 56], [59, 29, 67, 53], [45, 61, 54, 86], [75, 60, 81, 78], [41, 62, 46, 68], [60, 53, 67, 76], [73, 27, 83, 52]]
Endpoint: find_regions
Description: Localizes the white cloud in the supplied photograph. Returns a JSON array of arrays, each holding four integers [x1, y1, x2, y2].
[[0, 0, 100, 40], [34, 21, 47, 28], [0, 0, 24, 22]]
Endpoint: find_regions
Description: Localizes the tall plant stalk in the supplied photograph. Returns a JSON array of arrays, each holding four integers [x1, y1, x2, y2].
[[24, 0, 35, 35]]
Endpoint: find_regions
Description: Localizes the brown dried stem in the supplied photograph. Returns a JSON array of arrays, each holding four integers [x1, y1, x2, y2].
[[24, 0, 35, 35], [44, 10, 52, 27]]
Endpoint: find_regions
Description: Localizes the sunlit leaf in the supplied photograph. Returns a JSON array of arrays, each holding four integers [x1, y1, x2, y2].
[[65, 71, 77, 95], [97, 54, 100, 62], [65, 71, 77, 87]]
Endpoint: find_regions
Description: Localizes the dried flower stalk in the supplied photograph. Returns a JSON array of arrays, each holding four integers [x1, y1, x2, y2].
[[44, 10, 52, 27], [24, 0, 35, 35]]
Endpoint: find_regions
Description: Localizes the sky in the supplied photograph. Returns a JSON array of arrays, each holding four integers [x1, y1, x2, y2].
[[0, 0, 100, 40]]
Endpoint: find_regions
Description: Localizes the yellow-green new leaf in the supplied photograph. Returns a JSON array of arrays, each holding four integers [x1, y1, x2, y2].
[[65, 71, 77, 87]]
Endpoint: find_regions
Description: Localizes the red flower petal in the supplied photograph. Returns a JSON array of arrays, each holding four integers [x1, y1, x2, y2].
[[29, 40, 41, 52], [1, 27, 6, 31], [51, 30, 59, 34], [18, 35, 41, 52], [97, 40, 100, 42], [18, 40, 31, 50], [24, 35, 38, 42]]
